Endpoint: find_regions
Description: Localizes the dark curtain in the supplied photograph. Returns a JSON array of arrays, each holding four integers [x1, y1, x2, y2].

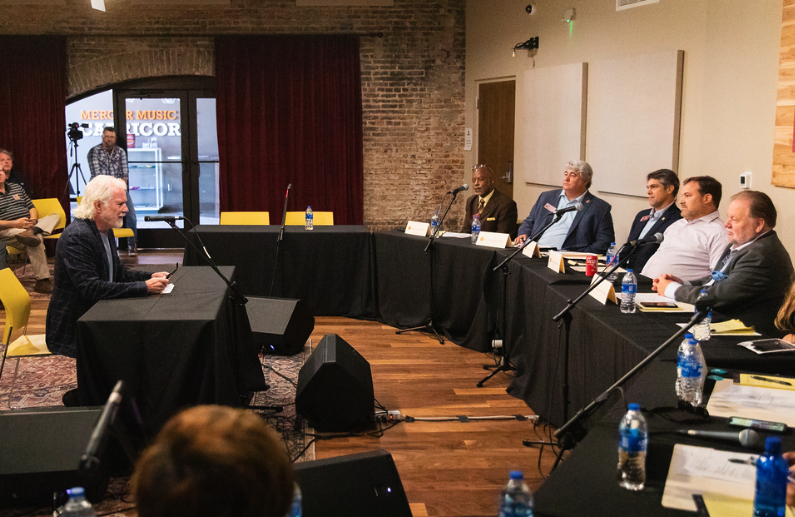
[[0, 36, 69, 210], [215, 35, 364, 225]]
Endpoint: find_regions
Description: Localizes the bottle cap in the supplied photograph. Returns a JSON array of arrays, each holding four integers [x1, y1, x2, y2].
[[509, 470, 524, 480], [626, 269, 633, 272], [610, 242, 616, 245], [68, 487, 85, 497], [684, 333, 694, 339], [627, 403, 640, 411], [765, 436, 782, 454]]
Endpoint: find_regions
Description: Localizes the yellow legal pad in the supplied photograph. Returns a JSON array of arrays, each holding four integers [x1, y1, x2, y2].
[[737, 373, 795, 392], [702, 492, 794, 517], [710, 319, 756, 335]]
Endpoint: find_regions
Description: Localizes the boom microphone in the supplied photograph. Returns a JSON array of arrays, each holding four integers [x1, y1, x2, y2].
[[554, 203, 584, 215], [677, 428, 761, 448], [629, 232, 664, 247], [144, 215, 184, 222], [450, 184, 470, 195]]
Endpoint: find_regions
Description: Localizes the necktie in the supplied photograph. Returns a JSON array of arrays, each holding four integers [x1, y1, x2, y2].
[[477, 199, 485, 216]]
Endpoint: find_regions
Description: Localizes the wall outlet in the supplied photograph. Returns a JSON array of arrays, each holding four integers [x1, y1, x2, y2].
[[740, 171, 752, 189]]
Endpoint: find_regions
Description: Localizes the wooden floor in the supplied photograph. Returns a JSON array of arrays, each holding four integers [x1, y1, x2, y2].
[[4, 251, 559, 517]]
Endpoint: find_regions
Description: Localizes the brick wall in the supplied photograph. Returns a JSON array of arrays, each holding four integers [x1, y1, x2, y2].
[[0, 0, 466, 229]]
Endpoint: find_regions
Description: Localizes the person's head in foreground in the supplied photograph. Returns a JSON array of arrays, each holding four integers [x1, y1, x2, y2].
[[133, 405, 294, 517]]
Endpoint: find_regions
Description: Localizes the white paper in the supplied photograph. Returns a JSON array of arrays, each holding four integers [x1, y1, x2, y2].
[[464, 128, 473, 151], [706, 380, 795, 426], [440, 232, 471, 239], [162, 283, 175, 294]]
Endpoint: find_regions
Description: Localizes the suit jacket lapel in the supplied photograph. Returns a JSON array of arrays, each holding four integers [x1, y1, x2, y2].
[[480, 190, 500, 221], [646, 204, 677, 236], [564, 191, 592, 240]]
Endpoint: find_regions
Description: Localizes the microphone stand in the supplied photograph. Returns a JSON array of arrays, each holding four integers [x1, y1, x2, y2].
[[269, 184, 291, 297], [477, 212, 563, 387], [396, 189, 461, 343], [547, 309, 708, 472]]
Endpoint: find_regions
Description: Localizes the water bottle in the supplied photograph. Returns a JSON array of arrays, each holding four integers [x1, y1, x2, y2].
[[753, 437, 788, 517], [305, 206, 313, 231], [287, 483, 302, 517], [471, 214, 481, 244], [498, 471, 533, 517], [620, 269, 637, 314], [430, 210, 440, 235], [676, 335, 706, 406], [617, 403, 647, 491], [62, 487, 96, 517], [606, 242, 619, 281], [693, 289, 711, 341]]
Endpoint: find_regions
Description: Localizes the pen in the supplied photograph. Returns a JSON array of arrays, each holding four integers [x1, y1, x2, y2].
[[750, 375, 792, 386], [166, 263, 178, 279]]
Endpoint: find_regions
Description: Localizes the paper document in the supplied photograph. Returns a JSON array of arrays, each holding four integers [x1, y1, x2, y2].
[[737, 373, 795, 391], [440, 232, 470, 239], [163, 284, 175, 294], [706, 379, 795, 426], [711, 319, 755, 334]]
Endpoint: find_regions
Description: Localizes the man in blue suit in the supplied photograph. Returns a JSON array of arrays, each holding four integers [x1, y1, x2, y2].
[[514, 160, 614, 254], [624, 169, 682, 272]]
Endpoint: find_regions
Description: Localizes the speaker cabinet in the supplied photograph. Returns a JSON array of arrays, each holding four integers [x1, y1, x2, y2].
[[246, 297, 315, 356], [294, 449, 411, 517], [296, 334, 374, 432]]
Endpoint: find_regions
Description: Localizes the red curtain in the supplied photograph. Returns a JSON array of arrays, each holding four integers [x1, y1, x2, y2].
[[215, 35, 364, 225], [0, 36, 68, 208]]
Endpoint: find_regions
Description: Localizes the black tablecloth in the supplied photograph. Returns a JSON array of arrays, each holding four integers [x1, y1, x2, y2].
[[75, 266, 266, 435], [183, 225, 377, 319]]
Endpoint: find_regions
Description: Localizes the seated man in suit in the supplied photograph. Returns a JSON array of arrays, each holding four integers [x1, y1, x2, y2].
[[653, 190, 794, 337], [641, 176, 727, 281], [461, 164, 518, 239], [624, 169, 682, 272], [46, 175, 170, 357], [513, 160, 614, 254]]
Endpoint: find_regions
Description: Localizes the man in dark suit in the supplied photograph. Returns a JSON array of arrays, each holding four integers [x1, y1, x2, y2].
[[654, 190, 794, 336], [624, 169, 682, 272], [46, 175, 170, 358], [461, 164, 518, 239], [514, 160, 614, 254]]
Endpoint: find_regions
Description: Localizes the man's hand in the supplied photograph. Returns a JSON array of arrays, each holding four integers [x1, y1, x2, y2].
[[145, 277, 170, 294], [514, 234, 528, 246], [151, 271, 170, 279], [784, 451, 795, 507], [15, 217, 35, 229], [652, 273, 683, 294]]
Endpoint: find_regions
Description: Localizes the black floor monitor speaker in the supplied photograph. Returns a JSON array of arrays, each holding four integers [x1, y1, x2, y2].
[[295, 333, 374, 432], [294, 449, 412, 517], [247, 297, 315, 356]]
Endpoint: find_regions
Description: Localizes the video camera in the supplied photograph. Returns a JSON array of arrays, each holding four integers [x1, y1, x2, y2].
[[67, 122, 90, 142]]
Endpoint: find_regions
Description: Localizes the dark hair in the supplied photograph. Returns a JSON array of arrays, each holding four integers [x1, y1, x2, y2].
[[731, 190, 777, 228], [647, 169, 679, 197], [133, 405, 294, 517], [683, 176, 722, 209], [103, 126, 116, 134]]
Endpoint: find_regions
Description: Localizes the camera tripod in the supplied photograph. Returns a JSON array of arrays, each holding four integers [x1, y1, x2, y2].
[[64, 138, 89, 197]]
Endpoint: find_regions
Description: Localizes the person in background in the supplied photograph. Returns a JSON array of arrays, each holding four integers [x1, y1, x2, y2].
[[132, 405, 295, 517], [514, 160, 614, 254], [0, 149, 34, 199], [87, 126, 138, 254], [623, 169, 682, 272], [461, 164, 518, 239]]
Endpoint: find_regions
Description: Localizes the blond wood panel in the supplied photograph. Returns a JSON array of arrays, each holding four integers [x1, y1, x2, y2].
[[773, 2, 795, 187]]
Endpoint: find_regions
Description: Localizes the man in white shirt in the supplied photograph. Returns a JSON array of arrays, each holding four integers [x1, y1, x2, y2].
[[640, 176, 727, 281]]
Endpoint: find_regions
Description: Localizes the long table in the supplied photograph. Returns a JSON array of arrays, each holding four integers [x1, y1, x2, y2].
[[75, 266, 266, 435]]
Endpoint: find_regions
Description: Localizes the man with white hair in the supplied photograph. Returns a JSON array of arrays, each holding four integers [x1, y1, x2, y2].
[[46, 176, 169, 357]]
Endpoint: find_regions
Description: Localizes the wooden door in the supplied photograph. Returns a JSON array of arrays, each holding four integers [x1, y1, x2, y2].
[[477, 80, 516, 199]]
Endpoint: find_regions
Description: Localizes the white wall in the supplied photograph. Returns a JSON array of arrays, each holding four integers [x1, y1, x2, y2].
[[465, 0, 790, 250]]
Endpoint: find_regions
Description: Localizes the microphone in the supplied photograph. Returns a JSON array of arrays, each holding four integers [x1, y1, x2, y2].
[[285, 183, 291, 197], [145, 215, 184, 222], [450, 184, 469, 195], [677, 428, 761, 448], [554, 202, 584, 215], [629, 232, 664, 247]]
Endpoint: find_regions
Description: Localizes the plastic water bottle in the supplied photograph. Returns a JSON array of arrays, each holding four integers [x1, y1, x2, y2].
[[676, 334, 706, 406], [430, 210, 440, 235], [498, 471, 533, 517], [753, 437, 788, 517], [62, 487, 96, 517], [471, 214, 481, 244], [606, 242, 619, 281], [305, 206, 313, 231], [620, 269, 637, 314], [287, 483, 302, 517], [693, 289, 711, 341], [617, 403, 647, 491]]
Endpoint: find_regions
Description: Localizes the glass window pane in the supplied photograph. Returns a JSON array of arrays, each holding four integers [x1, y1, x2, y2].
[[135, 162, 184, 229], [196, 98, 219, 160], [125, 98, 182, 162]]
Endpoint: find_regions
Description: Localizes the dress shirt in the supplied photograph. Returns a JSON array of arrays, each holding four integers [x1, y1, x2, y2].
[[478, 188, 495, 213], [641, 210, 727, 281], [87, 144, 129, 183], [639, 201, 676, 239], [537, 191, 587, 249]]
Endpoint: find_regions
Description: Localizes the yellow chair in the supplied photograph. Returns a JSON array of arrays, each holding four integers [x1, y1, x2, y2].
[[220, 211, 271, 225], [0, 268, 51, 408], [31, 198, 67, 240], [284, 211, 334, 226], [76, 196, 134, 242], [5, 245, 27, 276]]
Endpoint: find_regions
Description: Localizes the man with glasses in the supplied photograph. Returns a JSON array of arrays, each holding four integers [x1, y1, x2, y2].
[[514, 160, 614, 254]]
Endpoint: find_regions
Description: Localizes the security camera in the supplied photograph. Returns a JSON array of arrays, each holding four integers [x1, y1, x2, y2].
[[526, 4, 536, 15]]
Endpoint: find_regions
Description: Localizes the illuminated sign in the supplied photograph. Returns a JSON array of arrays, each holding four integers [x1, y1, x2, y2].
[[78, 110, 182, 137]]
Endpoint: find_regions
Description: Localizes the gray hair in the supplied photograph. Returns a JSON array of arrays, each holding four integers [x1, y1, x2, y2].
[[566, 160, 593, 188], [0, 149, 12, 160], [73, 176, 127, 220]]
